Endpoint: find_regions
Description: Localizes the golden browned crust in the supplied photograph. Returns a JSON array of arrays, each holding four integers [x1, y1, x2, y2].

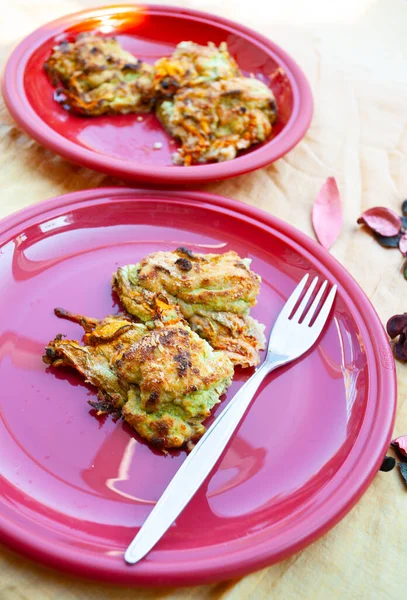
[[121, 389, 206, 449], [43, 308, 233, 449], [45, 33, 155, 116], [112, 248, 266, 366], [118, 322, 233, 448], [43, 309, 148, 411], [134, 248, 261, 311], [188, 313, 265, 369], [153, 41, 241, 97], [156, 77, 277, 165], [115, 323, 233, 408]]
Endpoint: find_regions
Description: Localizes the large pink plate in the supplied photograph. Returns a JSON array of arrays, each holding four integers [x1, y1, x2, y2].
[[2, 4, 312, 184], [0, 188, 395, 585]]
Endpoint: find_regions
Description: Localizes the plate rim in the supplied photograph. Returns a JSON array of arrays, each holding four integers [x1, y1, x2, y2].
[[1, 3, 313, 184], [0, 186, 396, 586]]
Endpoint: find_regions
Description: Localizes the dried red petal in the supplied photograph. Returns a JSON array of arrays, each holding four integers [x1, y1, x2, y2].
[[357, 207, 401, 237], [399, 232, 407, 256], [391, 435, 407, 458], [312, 177, 342, 250], [387, 313, 407, 338]]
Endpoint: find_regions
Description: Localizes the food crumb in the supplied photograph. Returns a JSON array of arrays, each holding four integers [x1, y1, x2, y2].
[[137, 116, 143, 122], [153, 142, 163, 150]]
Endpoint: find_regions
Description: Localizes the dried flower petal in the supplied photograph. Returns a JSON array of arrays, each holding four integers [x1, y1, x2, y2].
[[398, 462, 407, 486], [312, 177, 342, 249], [394, 338, 407, 361], [391, 435, 407, 458], [387, 313, 407, 360], [380, 456, 396, 472], [387, 313, 407, 338], [399, 232, 407, 256], [402, 200, 407, 217], [357, 207, 401, 237], [374, 232, 401, 248]]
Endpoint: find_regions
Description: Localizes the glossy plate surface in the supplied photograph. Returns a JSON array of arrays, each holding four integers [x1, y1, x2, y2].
[[2, 4, 312, 184], [0, 188, 395, 585]]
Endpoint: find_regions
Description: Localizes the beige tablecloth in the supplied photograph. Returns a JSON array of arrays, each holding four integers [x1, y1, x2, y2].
[[1, 1, 407, 598]]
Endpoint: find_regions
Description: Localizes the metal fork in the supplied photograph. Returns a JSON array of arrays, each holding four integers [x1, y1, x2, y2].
[[125, 275, 337, 565]]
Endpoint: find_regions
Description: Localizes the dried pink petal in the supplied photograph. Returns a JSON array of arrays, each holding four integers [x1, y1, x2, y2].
[[399, 231, 407, 256], [312, 177, 342, 250], [357, 207, 401, 237], [391, 435, 407, 458]]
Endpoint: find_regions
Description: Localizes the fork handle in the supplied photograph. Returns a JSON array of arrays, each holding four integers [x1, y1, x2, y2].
[[125, 358, 283, 565]]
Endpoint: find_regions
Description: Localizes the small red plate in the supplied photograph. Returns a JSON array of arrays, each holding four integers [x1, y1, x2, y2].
[[2, 4, 312, 184], [0, 188, 395, 585]]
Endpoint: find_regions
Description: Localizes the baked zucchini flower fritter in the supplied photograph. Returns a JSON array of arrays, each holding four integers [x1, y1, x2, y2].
[[45, 33, 155, 116], [118, 323, 233, 448], [43, 309, 148, 412], [154, 41, 241, 97], [156, 76, 277, 165], [112, 248, 266, 368], [43, 308, 233, 449]]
